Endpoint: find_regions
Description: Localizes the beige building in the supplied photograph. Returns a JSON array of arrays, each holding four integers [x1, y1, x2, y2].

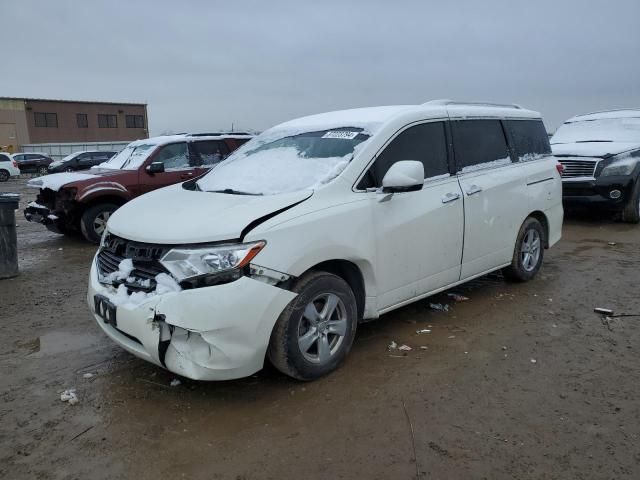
[[0, 97, 148, 152]]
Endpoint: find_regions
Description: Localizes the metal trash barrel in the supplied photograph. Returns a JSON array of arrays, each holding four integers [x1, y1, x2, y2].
[[0, 193, 20, 279]]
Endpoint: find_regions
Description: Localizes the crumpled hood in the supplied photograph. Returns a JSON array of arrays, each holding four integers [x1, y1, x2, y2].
[[107, 183, 313, 244], [551, 142, 640, 158], [27, 169, 129, 192]]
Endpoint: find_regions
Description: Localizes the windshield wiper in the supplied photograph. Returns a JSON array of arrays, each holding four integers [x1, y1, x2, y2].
[[575, 140, 613, 143], [210, 188, 262, 196]]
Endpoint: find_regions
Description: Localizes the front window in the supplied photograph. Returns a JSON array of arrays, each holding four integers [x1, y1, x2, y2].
[[197, 128, 370, 195], [100, 143, 158, 170], [552, 117, 640, 144]]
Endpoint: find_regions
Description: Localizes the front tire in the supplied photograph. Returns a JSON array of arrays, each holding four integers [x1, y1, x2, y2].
[[0, 170, 9, 182], [80, 203, 118, 243], [268, 271, 358, 381], [503, 217, 545, 282], [621, 180, 640, 224]]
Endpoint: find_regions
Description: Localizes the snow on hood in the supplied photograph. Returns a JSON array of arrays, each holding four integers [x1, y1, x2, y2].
[[106, 183, 313, 244], [551, 142, 640, 158], [27, 172, 97, 191]]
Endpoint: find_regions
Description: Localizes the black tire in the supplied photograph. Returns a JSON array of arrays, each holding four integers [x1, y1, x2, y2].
[[66, 167, 74, 172], [621, 180, 640, 224], [80, 203, 118, 243], [503, 217, 545, 282], [268, 271, 358, 381], [0, 170, 9, 182]]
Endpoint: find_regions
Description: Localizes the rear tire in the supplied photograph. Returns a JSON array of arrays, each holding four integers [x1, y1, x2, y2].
[[621, 180, 640, 224], [80, 203, 118, 243], [503, 217, 545, 282], [38, 166, 48, 176], [268, 271, 358, 381], [0, 170, 9, 182]]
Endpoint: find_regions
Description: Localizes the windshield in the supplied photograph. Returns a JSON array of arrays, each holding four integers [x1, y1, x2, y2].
[[197, 128, 370, 195], [552, 117, 640, 144], [99, 143, 158, 170]]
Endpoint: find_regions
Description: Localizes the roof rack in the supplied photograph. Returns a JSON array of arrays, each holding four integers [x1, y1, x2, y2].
[[574, 108, 640, 118], [423, 99, 522, 109]]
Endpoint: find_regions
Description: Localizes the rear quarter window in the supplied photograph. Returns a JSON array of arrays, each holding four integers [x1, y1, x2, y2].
[[505, 119, 551, 161]]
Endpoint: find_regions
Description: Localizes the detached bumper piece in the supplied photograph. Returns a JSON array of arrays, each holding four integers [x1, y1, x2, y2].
[[24, 204, 54, 225]]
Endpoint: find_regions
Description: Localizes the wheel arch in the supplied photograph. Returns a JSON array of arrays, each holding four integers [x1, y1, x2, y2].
[[527, 210, 550, 248]]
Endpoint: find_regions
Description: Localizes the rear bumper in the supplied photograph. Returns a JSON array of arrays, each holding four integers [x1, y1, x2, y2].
[[562, 176, 634, 209], [87, 257, 297, 381]]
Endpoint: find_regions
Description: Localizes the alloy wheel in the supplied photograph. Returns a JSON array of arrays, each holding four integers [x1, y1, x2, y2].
[[297, 293, 348, 364], [93, 211, 111, 236], [521, 229, 541, 272]]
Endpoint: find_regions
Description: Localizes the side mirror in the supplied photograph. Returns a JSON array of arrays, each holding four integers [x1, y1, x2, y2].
[[146, 161, 165, 174], [381, 161, 424, 193]]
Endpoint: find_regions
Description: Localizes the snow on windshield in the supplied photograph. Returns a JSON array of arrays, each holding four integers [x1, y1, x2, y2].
[[552, 117, 640, 144], [197, 128, 371, 195], [100, 143, 158, 170]]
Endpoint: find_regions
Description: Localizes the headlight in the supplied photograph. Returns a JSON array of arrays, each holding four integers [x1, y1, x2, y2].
[[159, 241, 266, 282], [600, 158, 638, 177]]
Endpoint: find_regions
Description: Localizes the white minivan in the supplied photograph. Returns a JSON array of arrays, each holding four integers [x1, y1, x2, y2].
[[88, 100, 563, 381]]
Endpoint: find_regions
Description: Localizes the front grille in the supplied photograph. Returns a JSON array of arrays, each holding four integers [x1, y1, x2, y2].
[[97, 234, 170, 292], [558, 159, 598, 178]]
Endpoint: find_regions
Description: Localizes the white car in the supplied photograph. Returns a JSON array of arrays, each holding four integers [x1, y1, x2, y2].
[[88, 100, 563, 381], [0, 153, 21, 182]]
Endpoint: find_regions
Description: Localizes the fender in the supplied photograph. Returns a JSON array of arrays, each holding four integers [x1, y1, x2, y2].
[[77, 181, 132, 203]]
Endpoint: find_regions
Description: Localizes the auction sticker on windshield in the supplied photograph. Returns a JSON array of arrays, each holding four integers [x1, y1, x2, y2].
[[322, 130, 359, 139]]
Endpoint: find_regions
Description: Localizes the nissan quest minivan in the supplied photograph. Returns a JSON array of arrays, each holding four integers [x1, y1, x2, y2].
[[88, 100, 563, 381]]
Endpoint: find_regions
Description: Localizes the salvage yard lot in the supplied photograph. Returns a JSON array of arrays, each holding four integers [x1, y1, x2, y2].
[[1, 177, 639, 479]]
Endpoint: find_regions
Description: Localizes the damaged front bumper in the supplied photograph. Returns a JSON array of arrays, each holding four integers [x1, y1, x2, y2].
[[24, 203, 57, 226], [87, 258, 297, 380]]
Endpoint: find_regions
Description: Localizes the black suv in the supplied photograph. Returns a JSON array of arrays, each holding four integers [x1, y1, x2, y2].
[[12, 153, 53, 175], [551, 109, 640, 223], [48, 150, 118, 173]]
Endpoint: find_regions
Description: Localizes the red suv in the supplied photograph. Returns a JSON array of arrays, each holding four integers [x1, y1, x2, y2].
[[25, 133, 252, 242]]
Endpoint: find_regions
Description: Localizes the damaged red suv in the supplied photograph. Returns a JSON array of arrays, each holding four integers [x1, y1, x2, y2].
[[25, 133, 252, 243]]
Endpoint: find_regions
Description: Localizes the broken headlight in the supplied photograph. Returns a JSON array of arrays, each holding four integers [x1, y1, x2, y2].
[[159, 241, 266, 283]]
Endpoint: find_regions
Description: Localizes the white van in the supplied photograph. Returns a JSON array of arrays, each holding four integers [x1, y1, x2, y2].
[[87, 100, 563, 381]]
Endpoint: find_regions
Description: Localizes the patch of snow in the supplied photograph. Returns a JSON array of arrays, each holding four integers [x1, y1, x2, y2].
[[460, 157, 512, 173], [27, 172, 95, 191], [170, 379, 181, 387], [27, 201, 47, 209], [106, 259, 134, 282], [47, 214, 58, 220], [82, 373, 94, 379], [552, 117, 640, 144], [60, 389, 78, 405], [551, 142, 640, 158], [569, 110, 640, 122], [517, 153, 547, 163]]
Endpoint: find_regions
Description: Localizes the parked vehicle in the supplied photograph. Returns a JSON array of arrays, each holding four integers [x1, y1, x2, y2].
[[87, 101, 563, 382], [551, 109, 640, 223], [12, 152, 53, 175], [25, 134, 252, 242], [0, 153, 20, 181], [47, 150, 118, 173]]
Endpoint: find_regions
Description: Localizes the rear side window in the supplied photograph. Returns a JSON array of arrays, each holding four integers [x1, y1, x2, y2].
[[452, 120, 510, 173], [191, 140, 231, 166], [505, 119, 551, 160], [359, 122, 449, 188]]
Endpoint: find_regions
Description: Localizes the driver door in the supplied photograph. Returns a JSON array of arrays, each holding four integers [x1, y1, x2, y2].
[[140, 142, 196, 193], [362, 121, 464, 311]]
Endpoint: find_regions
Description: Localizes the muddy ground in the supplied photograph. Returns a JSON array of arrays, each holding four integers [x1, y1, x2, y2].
[[1, 177, 639, 480]]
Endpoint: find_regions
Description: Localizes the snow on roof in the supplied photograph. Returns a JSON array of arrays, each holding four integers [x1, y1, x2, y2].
[[275, 106, 413, 133], [567, 109, 640, 123]]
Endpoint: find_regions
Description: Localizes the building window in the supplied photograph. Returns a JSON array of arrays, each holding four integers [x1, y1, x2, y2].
[[76, 113, 88, 128], [34, 112, 58, 128], [125, 114, 145, 128], [97, 114, 118, 128]]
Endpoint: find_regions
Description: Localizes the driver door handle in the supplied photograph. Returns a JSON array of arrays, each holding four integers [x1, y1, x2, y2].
[[466, 184, 483, 196], [441, 192, 461, 204]]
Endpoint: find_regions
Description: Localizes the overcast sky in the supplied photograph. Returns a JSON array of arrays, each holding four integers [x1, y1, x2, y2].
[[2, 0, 638, 134]]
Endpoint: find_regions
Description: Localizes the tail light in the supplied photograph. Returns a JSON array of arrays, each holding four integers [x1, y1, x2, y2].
[[12, 160, 18, 168], [555, 163, 564, 175]]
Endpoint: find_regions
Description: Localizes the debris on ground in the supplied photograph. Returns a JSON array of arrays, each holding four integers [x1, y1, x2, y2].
[[82, 373, 94, 379], [60, 389, 78, 405], [501, 346, 508, 351], [416, 329, 431, 334], [429, 303, 449, 312], [398, 344, 412, 351], [170, 379, 181, 387], [388, 341, 397, 350], [447, 293, 469, 302], [419, 346, 428, 350], [448, 335, 456, 339], [594, 307, 613, 315], [530, 359, 537, 364], [608, 242, 617, 246]]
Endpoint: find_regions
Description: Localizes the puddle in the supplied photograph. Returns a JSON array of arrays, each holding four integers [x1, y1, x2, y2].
[[28, 331, 101, 357]]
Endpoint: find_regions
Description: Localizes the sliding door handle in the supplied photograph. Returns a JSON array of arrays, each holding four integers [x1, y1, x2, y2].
[[466, 185, 483, 196], [441, 192, 461, 204]]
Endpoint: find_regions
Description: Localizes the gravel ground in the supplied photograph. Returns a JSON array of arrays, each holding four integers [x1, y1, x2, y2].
[[1, 177, 639, 479]]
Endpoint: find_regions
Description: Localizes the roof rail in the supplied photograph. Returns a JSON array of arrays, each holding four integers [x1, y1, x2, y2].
[[574, 108, 640, 118], [186, 132, 253, 137], [423, 99, 522, 109]]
